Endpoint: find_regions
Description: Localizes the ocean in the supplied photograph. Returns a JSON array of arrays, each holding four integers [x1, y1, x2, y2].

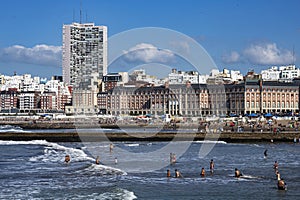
[[0, 126, 299, 199]]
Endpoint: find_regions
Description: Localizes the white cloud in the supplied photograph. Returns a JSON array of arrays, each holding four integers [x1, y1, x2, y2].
[[221, 51, 240, 64], [123, 43, 175, 63], [243, 43, 294, 65], [0, 44, 62, 67]]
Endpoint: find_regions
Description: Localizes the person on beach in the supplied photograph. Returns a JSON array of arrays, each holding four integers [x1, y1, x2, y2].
[[201, 167, 205, 177], [210, 159, 215, 173], [264, 149, 268, 158], [235, 168, 242, 178], [277, 178, 286, 190], [95, 156, 100, 164], [65, 154, 70, 163], [175, 169, 183, 178], [167, 169, 171, 178]]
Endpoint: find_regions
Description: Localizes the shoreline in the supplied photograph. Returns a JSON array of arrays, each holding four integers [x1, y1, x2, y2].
[[0, 120, 299, 143], [0, 131, 299, 143]]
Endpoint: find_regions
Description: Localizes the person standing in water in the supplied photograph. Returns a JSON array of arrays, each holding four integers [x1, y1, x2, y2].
[[235, 168, 242, 178], [277, 178, 286, 190], [110, 143, 114, 153], [274, 161, 279, 173], [210, 159, 215, 173], [200, 168, 205, 177], [264, 149, 268, 158], [175, 169, 183, 178], [276, 171, 281, 181], [114, 157, 118, 165], [167, 169, 171, 178], [170, 153, 176, 164]]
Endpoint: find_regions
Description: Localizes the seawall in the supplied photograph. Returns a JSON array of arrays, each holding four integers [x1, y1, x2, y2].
[[0, 131, 299, 143]]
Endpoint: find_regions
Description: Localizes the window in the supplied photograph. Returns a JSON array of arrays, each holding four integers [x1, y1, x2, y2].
[[282, 102, 285, 108], [251, 101, 254, 108], [246, 102, 250, 108]]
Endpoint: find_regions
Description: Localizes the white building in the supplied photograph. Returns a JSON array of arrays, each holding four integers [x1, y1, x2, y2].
[[261, 66, 281, 81], [280, 65, 300, 80], [62, 22, 107, 90], [261, 65, 300, 81], [168, 69, 199, 84], [19, 92, 38, 111]]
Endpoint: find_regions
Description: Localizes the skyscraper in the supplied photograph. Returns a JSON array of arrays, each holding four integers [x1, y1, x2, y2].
[[62, 22, 107, 89], [62, 22, 107, 108]]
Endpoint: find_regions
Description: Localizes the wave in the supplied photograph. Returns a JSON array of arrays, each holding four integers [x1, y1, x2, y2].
[[0, 125, 30, 133], [195, 140, 227, 144], [125, 143, 140, 147], [98, 188, 137, 200], [0, 139, 127, 176], [82, 163, 127, 176]]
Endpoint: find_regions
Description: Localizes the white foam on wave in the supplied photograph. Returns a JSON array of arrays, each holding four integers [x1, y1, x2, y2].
[[97, 188, 137, 200], [83, 163, 127, 176], [195, 140, 227, 144], [0, 125, 30, 133], [125, 144, 139, 147], [0, 139, 127, 176]]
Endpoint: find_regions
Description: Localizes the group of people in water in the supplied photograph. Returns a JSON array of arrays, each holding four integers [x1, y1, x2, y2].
[[274, 160, 287, 190], [167, 151, 287, 191], [167, 158, 215, 178], [64, 143, 118, 165]]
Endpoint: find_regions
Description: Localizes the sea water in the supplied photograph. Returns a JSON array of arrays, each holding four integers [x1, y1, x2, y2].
[[0, 134, 299, 199]]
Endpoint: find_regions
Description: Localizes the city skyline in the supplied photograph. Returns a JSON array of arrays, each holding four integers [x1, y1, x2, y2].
[[0, 0, 299, 78]]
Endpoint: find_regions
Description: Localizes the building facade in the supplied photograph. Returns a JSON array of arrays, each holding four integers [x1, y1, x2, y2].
[[99, 82, 227, 117], [62, 23, 107, 88], [0, 89, 19, 112]]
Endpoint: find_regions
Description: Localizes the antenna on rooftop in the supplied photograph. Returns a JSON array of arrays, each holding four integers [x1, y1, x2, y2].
[[80, 0, 82, 24]]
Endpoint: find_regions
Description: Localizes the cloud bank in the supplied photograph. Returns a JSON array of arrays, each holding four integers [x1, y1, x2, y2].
[[222, 42, 295, 65], [243, 43, 294, 65], [123, 43, 175, 63], [0, 44, 62, 67]]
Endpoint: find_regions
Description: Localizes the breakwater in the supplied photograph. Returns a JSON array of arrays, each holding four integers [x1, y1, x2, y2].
[[0, 131, 299, 143]]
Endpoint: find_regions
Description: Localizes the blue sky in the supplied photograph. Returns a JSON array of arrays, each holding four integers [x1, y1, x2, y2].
[[0, 0, 299, 78]]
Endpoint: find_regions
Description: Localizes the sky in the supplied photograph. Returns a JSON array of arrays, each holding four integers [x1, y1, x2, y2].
[[0, 0, 299, 78]]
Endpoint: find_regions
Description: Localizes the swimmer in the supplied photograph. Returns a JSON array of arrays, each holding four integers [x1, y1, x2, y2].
[[170, 153, 176, 164], [273, 161, 279, 172], [277, 179, 286, 190], [95, 156, 100, 164], [201, 167, 205, 177], [264, 149, 268, 158], [276, 171, 281, 181], [65, 154, 70, 163], [114, 157, 118, 165], [167, 169, 171, 178], [175, 169, 183, 178], [110, 143, 114, 152], [235, 168, 242, 178], [210, 159, 214, 173]]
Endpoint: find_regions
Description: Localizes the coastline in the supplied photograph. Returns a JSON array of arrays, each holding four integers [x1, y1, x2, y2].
[[1, 120, 299, 143]]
